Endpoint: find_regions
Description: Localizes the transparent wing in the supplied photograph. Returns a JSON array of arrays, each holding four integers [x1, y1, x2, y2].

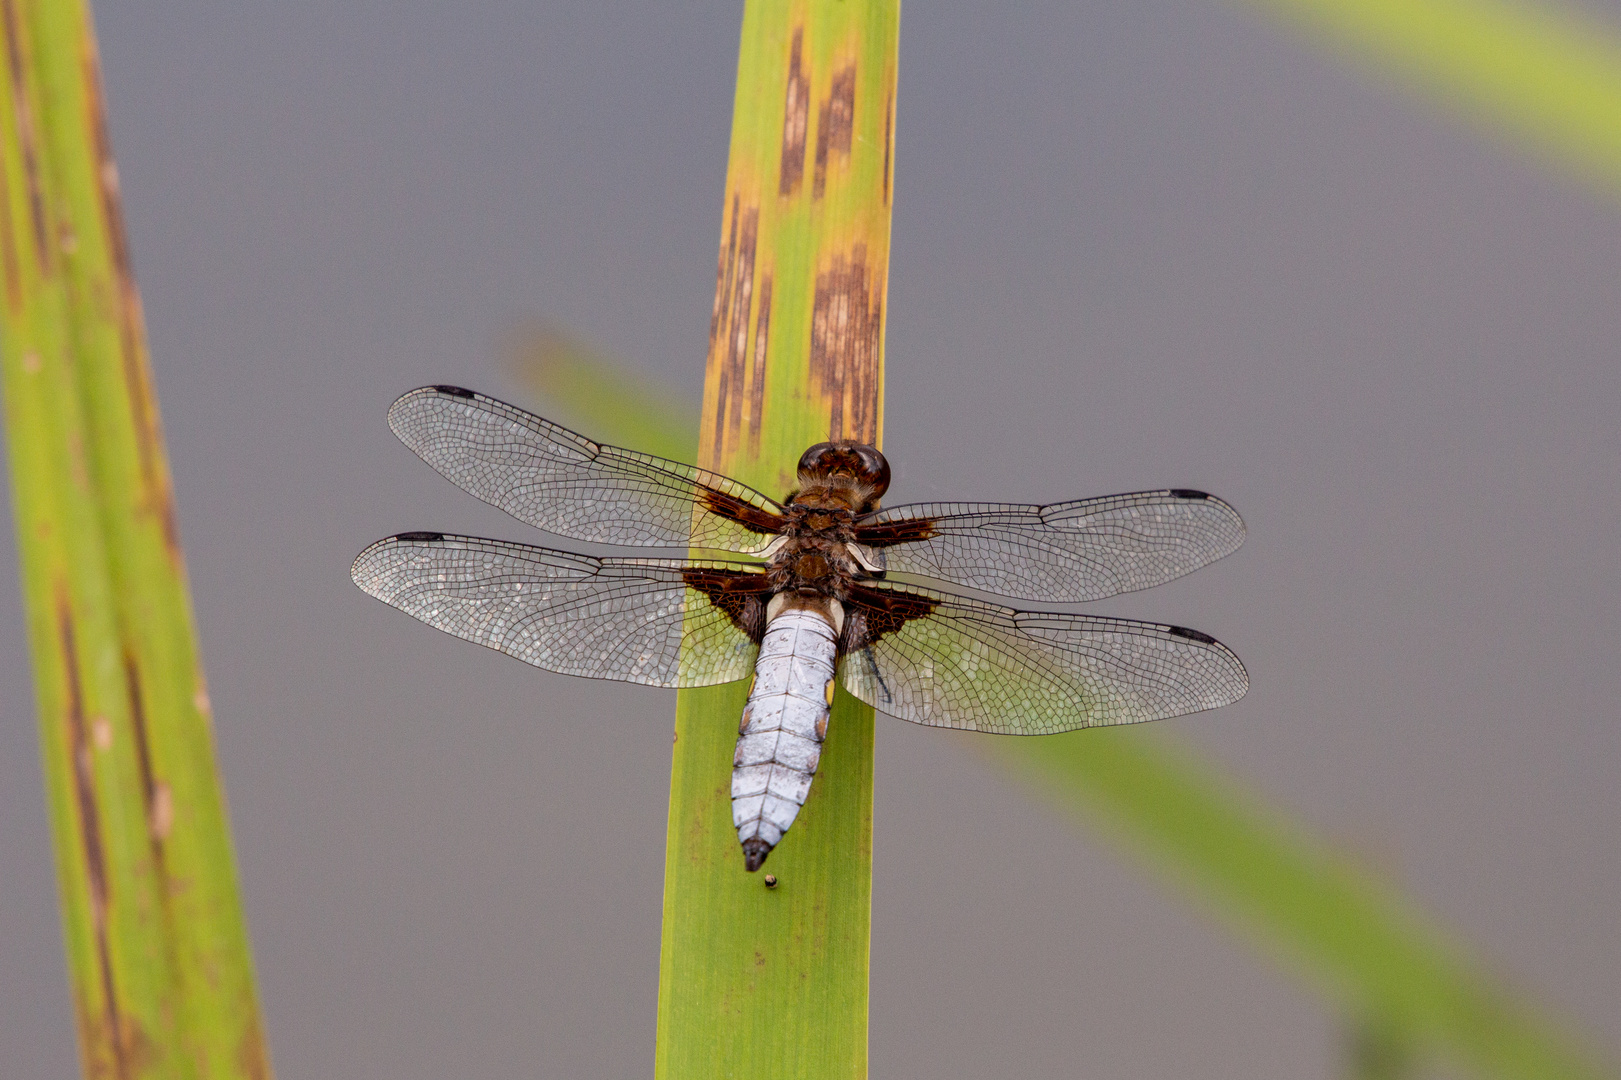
[[351, 533, 762, 687], [388, 386, 786, 553], [857, 490, 1245, 603], [840, 581, 1247, 734]]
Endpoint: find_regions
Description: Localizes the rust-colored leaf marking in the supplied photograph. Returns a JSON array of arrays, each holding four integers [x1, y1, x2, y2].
[[709, 193, 740, 354], [812, 63, 856, 201], [0, 155, 19, 311], [2, 0, 51, 274], [122, 652, 172, 848], [74, 989, 157, 1080], [83, 42, 184, 561], [722, 217, 757, 448], [746, 273, 772, 457], [238, 1014, 273, 1080], [711, 199, 760, 462], [882, 89, 893, 206], [57, 595, 130, 1080], [116, 322, 182, 559], [809, 244, 882, 443], [81, 42, 128, 281], [778, 27, 809, 197]]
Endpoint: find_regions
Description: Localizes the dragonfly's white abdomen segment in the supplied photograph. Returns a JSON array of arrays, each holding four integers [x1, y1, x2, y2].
[[732, 607, 839, 871]]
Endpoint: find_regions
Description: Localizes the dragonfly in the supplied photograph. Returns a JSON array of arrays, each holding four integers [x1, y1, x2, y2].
[[352, 386, 1249, 872]]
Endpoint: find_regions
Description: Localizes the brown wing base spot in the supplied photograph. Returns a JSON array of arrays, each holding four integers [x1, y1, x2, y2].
[[853, 516, 939, 548], [683, 567, 774, 643], [698, 489, 787, 537], [840, 583, 938, 653]]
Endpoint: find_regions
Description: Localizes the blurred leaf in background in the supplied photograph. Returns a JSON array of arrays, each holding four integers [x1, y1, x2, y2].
[[1247, 0, 1621, 200], [0, 1, 271, 1077], [506, 322, 698, 463], [511, 325, 1613, 1080]]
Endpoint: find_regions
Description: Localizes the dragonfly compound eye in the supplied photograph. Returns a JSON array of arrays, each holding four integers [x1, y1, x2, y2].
[[797, 441, 891, 497]]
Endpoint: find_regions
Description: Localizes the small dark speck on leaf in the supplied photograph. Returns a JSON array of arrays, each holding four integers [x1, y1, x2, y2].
[[763, 874, 778, 889]]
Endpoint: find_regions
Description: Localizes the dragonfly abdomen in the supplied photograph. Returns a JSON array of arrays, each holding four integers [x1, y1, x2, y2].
[[732, 607, 839, 872]]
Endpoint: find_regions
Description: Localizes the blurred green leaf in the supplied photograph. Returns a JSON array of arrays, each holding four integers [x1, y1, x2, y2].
[[0, 2, 272, 1077], [515, 329, 1614, 1080], [507, 322, 698, 463], [1247, 0, 1621, 197]]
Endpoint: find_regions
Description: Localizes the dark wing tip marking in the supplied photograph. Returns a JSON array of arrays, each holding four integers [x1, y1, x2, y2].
[[394, 531, 446, 542], [1166, 624, 1217, 644], [1168, 488, 1211, 500], [431, 384, 477, 399]]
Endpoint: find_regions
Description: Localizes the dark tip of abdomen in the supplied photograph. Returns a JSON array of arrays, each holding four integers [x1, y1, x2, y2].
[[742, 837, 773, 872]]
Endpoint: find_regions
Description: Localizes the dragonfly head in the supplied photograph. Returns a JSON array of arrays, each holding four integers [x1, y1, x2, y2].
[[796, 441, 890, 513]]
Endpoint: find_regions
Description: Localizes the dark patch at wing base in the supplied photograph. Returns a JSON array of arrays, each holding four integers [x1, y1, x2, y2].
[[853, 516, 939, 548], [841, 583, 938, 651], [698, 488, 789, 537], [683, 567, 774, 642]]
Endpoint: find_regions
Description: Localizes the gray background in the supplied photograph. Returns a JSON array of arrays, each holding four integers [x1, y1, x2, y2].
[[3, 1, 1619, 1077]]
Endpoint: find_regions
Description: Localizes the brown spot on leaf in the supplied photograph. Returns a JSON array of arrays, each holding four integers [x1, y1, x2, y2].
[[58, 597, 130, 1079], [0, 160, 19, 311], [709, 194, 739, 353], [123, 653, 171, 848], [74, 990, 156, 1080], [809, 245, 882, 443], [80, 38, 186, 564], [778, 28, 808, 197], [882, 89, 893, 206], [81, 42, 131, 282], [710, 200, 760, 462], [238, 1014, 273, 1080], [2, 0, 51, 275], [812, 63, 856, 200], [746, 273, 771, 457], [722, 211, 757, 453], [58, 600, 106, 924]]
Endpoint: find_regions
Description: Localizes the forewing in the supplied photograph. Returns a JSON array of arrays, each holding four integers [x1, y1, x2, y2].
[[388, 386, 786, 552], [857, 490, 1244, 602], [840, 581, 1247, 734], [351, 533, 762, 687]]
